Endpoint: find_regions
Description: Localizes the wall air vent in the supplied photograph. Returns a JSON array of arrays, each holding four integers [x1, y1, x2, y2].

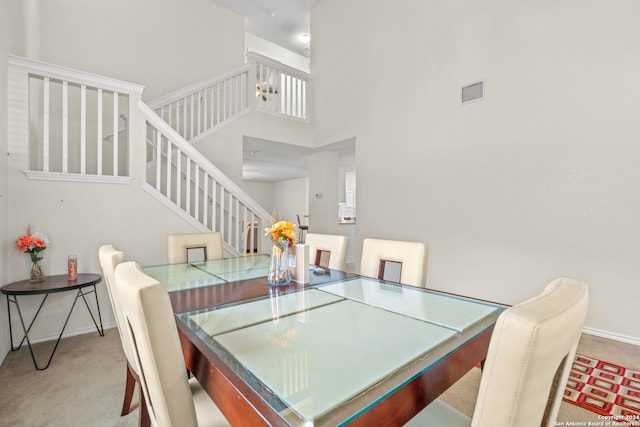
[[461, 80, 484, 104]]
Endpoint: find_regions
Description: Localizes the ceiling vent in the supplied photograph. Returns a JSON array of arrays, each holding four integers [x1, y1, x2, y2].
[[461, 80, 484, 104]]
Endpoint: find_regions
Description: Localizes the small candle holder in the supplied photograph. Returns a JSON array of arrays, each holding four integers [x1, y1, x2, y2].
[[68, 255, 77, 281]]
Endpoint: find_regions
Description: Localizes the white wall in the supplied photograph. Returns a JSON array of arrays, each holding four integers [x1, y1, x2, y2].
[[313, 0, 640, 343], [6, 179, 201, 337], [192, 120, 311, 232], [245, 32, 310, 73], [308, 151, 339, 234], [32, 0, 245, 101], [272, 177, 307, 227], [0, 0, 247, 360], [0, 21, 7, 364], [191, 108, 315, 217], [1, 0, 31, 362], [0, 0, 27, 361]]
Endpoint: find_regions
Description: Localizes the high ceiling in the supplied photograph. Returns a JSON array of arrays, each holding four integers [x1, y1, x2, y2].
[[210, 0, 343, 183], [210, 0, 322, 57]]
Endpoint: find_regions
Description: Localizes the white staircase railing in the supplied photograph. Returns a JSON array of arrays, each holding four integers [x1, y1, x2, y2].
[[250, 52, 310, 122], [10, 55, 276, 256], [8, 56, 144, 183], [147, 52, 311, 143], [146, 65, 251, 144], [140, 102, 271, 255]]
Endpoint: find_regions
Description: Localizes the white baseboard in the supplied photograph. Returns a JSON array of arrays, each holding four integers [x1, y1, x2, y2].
[[583, 327, 640, 347], [10, 322, 117, 347], [0, 322, 118, 367]]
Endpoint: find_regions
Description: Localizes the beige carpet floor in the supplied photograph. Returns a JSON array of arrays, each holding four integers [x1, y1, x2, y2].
[[0, 329, 138, 427], [0, 329, 638, 426]]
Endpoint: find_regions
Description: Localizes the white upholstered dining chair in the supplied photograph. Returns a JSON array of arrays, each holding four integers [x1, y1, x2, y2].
[[405, 277, 589, 427], [360, 238, 427, 286], [98, 244, 138, 417], [167, 232, 223, 264], [304, 232, 348, 271], [114, 261, 229, 427]]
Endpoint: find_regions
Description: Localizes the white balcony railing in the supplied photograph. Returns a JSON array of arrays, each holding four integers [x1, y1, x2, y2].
[[9, 56, 144, 183], [147, 52, 311, 143], [251, 52, 310, 122]]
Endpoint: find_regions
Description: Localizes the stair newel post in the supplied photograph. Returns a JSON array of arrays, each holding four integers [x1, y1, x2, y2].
[[128, 95, 147, 187], [247, 54, 260, 113]]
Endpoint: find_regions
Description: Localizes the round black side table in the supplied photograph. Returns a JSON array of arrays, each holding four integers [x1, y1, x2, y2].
[[1, 273, 104, 370]]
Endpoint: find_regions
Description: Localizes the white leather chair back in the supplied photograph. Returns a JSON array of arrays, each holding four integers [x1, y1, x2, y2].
[[167, 232, 223, 264], [305, 233, 348, 271], [114, 261, 199, 427], [98, 245, 135, 368], [360, 238, 426, 286], [471, 277, 589, 427], [407, 277, 589, 427]]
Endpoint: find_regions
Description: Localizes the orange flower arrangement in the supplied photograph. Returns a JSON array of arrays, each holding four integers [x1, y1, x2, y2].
[[265, 218, 297, 285], [264, 220, 297, 251], [16, 225, 48, 263]]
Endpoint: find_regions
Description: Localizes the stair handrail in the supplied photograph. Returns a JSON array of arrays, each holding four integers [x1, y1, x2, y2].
[[140, 101, 269, 217], [145, 63, 251, 111], [144, 63, 251, 144], [9, 55, 145, 95], [139, 101, 272, 254], [145, 54, 312, 111]]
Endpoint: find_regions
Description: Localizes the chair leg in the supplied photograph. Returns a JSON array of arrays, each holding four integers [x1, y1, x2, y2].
[[120, 361, 137, 416], [139, 383, 151, 427]]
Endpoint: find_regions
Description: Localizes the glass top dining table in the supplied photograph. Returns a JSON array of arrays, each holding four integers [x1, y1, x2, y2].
[[144, 256, 504, 426]]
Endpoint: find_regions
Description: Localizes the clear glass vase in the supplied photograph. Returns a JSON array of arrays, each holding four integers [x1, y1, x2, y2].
[[268, 244, 291, 286], [30, 261, 45, 282]]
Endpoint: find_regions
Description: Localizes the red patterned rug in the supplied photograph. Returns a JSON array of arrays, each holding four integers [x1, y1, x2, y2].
[[564, 354, 640, 426]]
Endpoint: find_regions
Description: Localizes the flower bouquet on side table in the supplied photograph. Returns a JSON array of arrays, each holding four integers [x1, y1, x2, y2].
[[264, 219, 297, 285], [15, 226, 49, 282]]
